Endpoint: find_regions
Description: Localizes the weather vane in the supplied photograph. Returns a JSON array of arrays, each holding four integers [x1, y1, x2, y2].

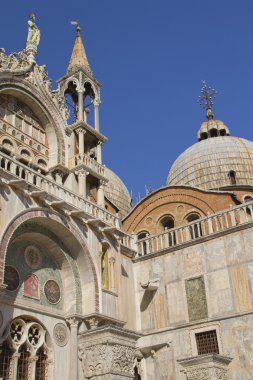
[[71, 20, 81, 33], [197, 80, 217, 119]]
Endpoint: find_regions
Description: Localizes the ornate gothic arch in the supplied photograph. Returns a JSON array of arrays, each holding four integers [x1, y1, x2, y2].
[[0, 77, 67, 167], [0, 208, 100, 314]]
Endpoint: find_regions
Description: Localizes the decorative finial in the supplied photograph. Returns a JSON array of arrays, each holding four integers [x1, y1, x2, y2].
[[197, 80, 217, 120], [71, 21, 81, 35]]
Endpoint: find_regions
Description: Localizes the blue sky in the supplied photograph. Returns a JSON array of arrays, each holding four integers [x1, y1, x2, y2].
[[2, 1, 253, 202]]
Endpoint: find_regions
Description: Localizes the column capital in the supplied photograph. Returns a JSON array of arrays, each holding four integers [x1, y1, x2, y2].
[[28, 355, 38, 363], [75, 127, 87, 135], [75, 169, 89, 178], [99, 179, 107, 187], [93, 98, 101, 107], [66, 315, 82, 328]]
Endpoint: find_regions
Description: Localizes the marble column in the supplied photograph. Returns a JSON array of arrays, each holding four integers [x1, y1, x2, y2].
[[97, 180, 105, 208], [97, 141, 102, 164], [10, 352, 20, 380], [77, 170, 88, 198], [94, 99, 100, 132], [67, 317, 80, 380], [109, 257, 116, 292], [27, 355, 38, 380], [77, 90, 84, 121], [76, 129, 86, 156]]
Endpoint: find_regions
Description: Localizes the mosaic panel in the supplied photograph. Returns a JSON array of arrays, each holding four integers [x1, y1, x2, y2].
[[185, 276, 208, 321]]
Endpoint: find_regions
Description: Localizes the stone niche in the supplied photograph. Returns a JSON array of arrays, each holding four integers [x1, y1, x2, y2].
[[178, 354, 232, 380], [78, 314, 141, 379]]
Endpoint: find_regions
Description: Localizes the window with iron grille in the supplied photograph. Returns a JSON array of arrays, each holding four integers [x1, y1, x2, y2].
[[0, 342, 12, 379], [195, 330, 219, 355]]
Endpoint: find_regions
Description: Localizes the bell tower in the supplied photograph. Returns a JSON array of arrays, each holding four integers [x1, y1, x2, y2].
[[58, 23, 107, 207]]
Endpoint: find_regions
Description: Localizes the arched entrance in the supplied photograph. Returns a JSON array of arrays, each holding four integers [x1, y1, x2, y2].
[[0, 208, 100, 315]]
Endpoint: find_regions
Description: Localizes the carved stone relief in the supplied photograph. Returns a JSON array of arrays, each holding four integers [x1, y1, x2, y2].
[[78, 343, 136, 378], [53, 323, 68, 347]]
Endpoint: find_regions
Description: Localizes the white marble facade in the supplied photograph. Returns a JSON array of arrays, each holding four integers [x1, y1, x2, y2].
[[0, 17, 253, 380]]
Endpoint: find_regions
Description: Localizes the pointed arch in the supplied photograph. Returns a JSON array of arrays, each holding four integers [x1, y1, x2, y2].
[[0, 77, 67, 167]]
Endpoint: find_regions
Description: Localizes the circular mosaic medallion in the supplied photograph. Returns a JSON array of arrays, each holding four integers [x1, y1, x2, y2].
[[53, 323, 68, 347], [4, 266, 19, 291], [44, 280, 61, 304], [24, 246, 42, 270]]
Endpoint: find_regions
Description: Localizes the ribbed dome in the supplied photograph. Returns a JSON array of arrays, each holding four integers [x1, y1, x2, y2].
[[167, 136, 253, 190], [104, 168, 132, 218]]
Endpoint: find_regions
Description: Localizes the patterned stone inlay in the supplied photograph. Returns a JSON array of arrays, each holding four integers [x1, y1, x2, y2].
[[4, 266, 19, 291], [24, 246, 42, 270], [44, 280, 61, 304], [185, 276, 208, 321], [53, 323, 68, 347]]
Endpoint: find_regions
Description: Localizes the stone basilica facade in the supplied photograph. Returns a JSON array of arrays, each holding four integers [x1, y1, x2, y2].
[[0, 15, 253, 380]]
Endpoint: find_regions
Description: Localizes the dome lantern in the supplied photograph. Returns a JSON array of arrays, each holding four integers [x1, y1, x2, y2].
[[197, 81, 230, 141]]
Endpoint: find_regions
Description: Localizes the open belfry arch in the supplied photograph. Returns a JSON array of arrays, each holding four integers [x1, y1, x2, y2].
[[1, 13, 253, 380]]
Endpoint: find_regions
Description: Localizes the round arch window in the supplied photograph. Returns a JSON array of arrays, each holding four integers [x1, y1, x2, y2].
[[159, 215, 175, 231], [186, 213, 202, 239]]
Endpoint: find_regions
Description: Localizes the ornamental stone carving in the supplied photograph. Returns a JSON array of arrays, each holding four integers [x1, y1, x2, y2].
[[78, 343, 135, 378], [178, 354, 232, 380], [186, 367, 228, 380], [0, 46, 69, 123], [0, 49, 31, 73], [53, 323, 68, 347]]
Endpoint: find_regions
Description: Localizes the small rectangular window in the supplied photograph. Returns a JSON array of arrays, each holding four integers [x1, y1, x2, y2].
[[195, 330, 219, 355]]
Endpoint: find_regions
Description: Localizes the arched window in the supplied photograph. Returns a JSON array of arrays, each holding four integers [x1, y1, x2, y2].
[[160, 215, 176, 246], [244, 195, 253, 203], [0, 318, 50, 380], [0, 341, 12, 379], [228, 170, 236, 185], [35, 347, 48, 380], [101, 244, 109, 289], [210, 128, 218, 137], [186, 213, 202, 239], [17, 344, 29, 379], [137, 232, 149, 255]]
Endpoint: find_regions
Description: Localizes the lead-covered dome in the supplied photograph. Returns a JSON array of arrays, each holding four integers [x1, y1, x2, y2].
[[167, 135, 253, 190], [104, 168, 132, 218]]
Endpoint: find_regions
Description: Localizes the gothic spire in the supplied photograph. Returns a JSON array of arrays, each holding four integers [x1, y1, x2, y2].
[[68, 22, 92, 75]]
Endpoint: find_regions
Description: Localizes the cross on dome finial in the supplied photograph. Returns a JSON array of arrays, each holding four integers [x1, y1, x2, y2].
[[197, 80, 217, 120]]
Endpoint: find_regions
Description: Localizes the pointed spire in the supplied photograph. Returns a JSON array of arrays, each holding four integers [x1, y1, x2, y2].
[[68, 22, 92, 75]]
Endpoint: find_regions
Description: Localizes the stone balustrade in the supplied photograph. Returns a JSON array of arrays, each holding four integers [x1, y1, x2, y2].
[[121, 233, 136, 250], [69, 153, 105, 178], [0, 151, 119, 228], [135, 201, 253, 257]]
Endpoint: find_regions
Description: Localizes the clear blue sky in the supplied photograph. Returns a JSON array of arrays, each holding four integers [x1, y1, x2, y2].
[[1, 1, 253, 202]]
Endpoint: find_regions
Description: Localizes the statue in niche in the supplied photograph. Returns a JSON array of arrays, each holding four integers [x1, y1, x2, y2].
[[26, 13, 40, 59]]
